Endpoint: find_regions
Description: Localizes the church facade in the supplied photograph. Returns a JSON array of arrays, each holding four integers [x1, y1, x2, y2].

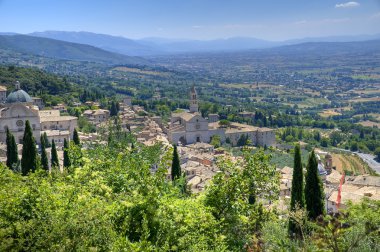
[[168, 87, 276, 147], [0, 82, 77, 146]]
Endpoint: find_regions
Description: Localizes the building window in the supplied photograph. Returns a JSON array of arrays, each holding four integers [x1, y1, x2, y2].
[[16, 120, 23, 127]]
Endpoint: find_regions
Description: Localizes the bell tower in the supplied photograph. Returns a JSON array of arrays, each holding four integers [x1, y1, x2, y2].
[[15, 81, 20, 90], [189, 85, 198, 113]]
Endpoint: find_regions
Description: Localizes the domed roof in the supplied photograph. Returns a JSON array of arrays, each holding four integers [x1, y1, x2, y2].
[[6, 82, 32, 104]]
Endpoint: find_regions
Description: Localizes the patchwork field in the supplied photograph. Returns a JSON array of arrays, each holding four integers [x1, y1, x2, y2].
[[319, 109, 342, 118], [349, 97, 380, 103], [357, 120, 380, 128], [112, 66, 169, 76], [219, 83, 278, 89]]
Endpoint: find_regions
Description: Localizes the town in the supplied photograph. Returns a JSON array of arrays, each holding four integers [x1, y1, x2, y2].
[[1, 1, 380, 250], [1, 80, 378, 215]]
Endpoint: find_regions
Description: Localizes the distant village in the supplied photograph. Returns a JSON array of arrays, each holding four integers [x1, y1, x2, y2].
[[0, 81, 379, 213]]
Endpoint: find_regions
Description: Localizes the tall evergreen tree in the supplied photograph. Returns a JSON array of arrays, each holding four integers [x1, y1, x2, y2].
[[289, 144, 305, 237], [73, 128, 80, 145], [51, 140, 59, 169], [110, 101, 118, 117], [305, 150, 325, 220], [40, 135, 49, 171], [21, 120, 37, 175], [6, 128, 18, 169], [43, 132, 50, 147], [171, 144, 181, 181], [63, 138, 71, 168]]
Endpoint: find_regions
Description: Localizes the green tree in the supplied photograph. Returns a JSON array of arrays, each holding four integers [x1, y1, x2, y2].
[[51, 140, 59, 169], [63, 138, 71, 168], [210, 135, 221, 148], [350, 141, 358, 152], [21, 120, 37, 175], [171, 145, 181, 181], [73, 128, 80, 145], [289, 144, 305, 237], [110, 101, 118, 117], [40, 135, 49, 171], [43, 132, 50, 147], [6, 128, 18, 169], [305, 150, 325, 220], [204, 149, 279, 247], [320, 137, 329, 147]]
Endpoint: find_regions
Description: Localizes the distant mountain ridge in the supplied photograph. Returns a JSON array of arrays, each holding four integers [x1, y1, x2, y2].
[[27, 30, 380, 56], [0, 34, 149, 65], [29, 31, 160, 56]]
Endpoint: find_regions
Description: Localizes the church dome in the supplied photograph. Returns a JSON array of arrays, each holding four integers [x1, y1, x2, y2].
[[6, 81, 32, 104]]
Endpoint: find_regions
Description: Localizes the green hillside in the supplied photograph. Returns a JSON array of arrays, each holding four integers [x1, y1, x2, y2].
[[0, 66, 75, 96], [0, 35, 149, 65]]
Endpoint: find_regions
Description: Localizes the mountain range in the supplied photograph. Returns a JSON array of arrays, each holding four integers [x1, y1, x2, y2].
[[0, 34, 149, 65], [0, 31, 379, 67], [28, 31, 380, 56]]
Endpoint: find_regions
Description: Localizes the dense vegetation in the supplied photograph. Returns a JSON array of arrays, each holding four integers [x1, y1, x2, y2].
[[1, 137, 379, 251]]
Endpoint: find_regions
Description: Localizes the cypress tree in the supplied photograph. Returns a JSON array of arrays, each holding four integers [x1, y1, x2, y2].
[[51, 140, 59, 169], [171, 144, 181, 181], [43, 132, 50, 147], [40, 135, 49, 171], [6, 128, 18, 169], [289, 144, 305, 237], [63, 138, 71, 168], [110, 101, 118, 116], [305, 150, 325, 220], [21, 120, 37, 175], [73, 128, 80, 145]]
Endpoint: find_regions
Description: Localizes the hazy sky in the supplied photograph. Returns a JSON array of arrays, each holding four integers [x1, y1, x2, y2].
[[0, 0, 379, 40]]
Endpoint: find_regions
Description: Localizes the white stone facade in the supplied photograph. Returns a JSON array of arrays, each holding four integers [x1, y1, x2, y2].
[[0, 86, 7, 104], [0, 103, 41, 144], [0, 84, 77, 145], [168, 87, 276, 147]]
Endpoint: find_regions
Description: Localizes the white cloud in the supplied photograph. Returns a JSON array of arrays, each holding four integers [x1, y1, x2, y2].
[[335, 1, 360, 8], [192, 25, 202, 29], [294, 20, 307, 25]]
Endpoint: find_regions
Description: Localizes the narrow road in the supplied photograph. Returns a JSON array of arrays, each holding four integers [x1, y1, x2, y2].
[[333, 148, 380, 175], [355, 152, 380, 175]]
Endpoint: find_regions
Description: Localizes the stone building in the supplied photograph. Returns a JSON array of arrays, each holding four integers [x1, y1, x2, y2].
[[0, 82, 77, 146], [83, 109, 110, 125], [168, 86, 276, 146], [0, 86, 7, 103]]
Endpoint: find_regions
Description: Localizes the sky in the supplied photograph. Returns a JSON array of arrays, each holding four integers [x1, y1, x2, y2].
[[0, 0, 380, 41]]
